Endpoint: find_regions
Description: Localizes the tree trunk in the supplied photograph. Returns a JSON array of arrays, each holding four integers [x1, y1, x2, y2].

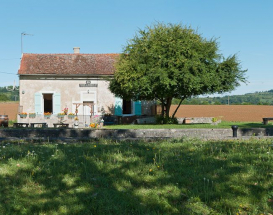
[[160, 99, 165, 117], [165, 97, 173, 118], [172, 96, 186, 118]]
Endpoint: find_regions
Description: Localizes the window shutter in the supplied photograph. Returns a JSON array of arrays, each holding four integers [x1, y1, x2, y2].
[[114, 97, 123, 116], [34, 93, 42, 114], [53, 93, 61, 114], [134, 101, 142, 116]]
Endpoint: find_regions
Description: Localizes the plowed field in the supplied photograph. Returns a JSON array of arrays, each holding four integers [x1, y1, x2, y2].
[[169, 105, 273, 122], [0, 102, 19, 120], [1, 103, 272, 122]]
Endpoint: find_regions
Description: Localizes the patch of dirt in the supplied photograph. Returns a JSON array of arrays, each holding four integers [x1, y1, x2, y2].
[[169, 105, 273, 122], [0, 102, 19, 120]]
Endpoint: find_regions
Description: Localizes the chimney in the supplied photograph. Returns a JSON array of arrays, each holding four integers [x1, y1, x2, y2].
[[73, 47, 80, 54]]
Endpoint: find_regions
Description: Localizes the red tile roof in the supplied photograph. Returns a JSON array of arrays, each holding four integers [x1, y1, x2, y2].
[[18, 53, 119, 75]]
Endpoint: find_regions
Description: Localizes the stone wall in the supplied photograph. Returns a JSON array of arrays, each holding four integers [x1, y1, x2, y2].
[[1, 128, 273, 142], [177, 117, 215, 124]]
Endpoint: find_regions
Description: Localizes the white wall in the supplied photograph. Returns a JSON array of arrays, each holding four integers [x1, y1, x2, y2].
[[19, 76, 116, 116]]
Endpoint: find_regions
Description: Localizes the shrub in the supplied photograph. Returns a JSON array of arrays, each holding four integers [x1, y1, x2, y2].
[[155, 115, 178, 124]]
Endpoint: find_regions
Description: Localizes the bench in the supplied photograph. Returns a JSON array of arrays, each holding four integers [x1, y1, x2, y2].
[[13, 123, 29, 128], [262, 118, 273, 125], [30, 123, 48, 128], [53, 123, 69, 128]]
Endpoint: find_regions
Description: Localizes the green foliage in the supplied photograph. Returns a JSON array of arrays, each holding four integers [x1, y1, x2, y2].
[[110, 22, 247, 119], [8, 120, 16, 127], [212, 117, 218, 122], [155, 115, 178, 124], [0, 94, 9, 101], [0, 86, 19, 101], [0, 86, 9, 93], [0, 139, 273, 214]]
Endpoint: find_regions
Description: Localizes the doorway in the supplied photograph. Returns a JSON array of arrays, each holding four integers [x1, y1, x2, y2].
[[83, 101, 94, 115], [122, 99, 132, 114], [83, 101, 94, 127], [43, 94, 53, 113]]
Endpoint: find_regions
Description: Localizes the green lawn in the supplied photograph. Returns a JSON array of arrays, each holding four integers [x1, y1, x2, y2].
[[104, 121, 273, 129], [0, 139, 273, 214]]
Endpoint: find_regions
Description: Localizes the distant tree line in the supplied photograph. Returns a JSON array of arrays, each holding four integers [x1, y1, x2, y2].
[[172, 90, 273, 105], [0, 86, 19, 101]]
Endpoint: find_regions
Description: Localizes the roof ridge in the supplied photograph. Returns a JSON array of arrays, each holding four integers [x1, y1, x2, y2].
[[23, 53, 120, 55]]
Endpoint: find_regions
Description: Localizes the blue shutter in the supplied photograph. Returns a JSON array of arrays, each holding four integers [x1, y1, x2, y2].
[[134, 101, 142, 116], [34, 92, 42, 114], [114, 97, 123, 116], [53, 93, 61, 114]]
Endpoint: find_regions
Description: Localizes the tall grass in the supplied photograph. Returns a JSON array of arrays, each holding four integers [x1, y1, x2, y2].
[[0, 138, 272, 214]]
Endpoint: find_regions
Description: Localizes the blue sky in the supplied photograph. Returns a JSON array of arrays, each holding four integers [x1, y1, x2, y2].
[[0, 0, 272, 96]]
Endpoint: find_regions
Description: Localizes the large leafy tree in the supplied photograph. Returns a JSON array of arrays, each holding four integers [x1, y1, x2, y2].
[[110, 23, 247, 118]]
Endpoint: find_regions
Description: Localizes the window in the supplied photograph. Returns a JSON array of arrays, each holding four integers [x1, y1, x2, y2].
[[122, 99, 132, 114], [43, 94, 53, 113], [114, 97, 142, 116]]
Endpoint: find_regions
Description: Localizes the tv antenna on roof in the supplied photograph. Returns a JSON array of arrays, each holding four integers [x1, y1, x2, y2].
[[6, 80, 19, 91], [21, 32, 34, 54]]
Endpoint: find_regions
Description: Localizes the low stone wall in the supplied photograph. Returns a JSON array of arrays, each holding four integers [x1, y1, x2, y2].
[[239, 128, 273, 136], [134, 117, 215, 125], [177, 117, 214, 124], [1, 128, 273, 142]]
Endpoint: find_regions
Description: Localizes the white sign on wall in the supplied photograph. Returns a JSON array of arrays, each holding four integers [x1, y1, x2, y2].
[[79, 80, 98, 87]]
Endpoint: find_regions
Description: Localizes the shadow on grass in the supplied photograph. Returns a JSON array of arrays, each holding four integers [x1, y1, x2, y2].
[[0, 139, 272, 214], [238, 122, 273, 128]]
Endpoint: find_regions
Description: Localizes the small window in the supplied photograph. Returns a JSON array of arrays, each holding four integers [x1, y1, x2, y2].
[[122, 99, 132, 114], [43, 94, 53, 113]]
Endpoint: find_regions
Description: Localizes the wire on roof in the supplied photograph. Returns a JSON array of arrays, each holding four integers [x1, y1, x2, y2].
[[0, 58, 21, 61], [0, 71, 18, 75]]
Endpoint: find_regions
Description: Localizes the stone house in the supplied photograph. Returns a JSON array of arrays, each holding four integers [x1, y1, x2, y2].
[[18, 48, 154, 127]]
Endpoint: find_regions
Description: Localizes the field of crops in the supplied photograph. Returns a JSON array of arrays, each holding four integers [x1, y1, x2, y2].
[[0, 102, 19, 120], [1, 102, 273, 122], [170, 105, 273, 122]]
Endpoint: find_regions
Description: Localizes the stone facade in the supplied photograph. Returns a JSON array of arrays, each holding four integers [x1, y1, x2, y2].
[[19, 76, 115, 127]]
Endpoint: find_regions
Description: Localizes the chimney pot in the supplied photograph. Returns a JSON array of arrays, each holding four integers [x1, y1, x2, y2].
[[73, 47, 80, 54]]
